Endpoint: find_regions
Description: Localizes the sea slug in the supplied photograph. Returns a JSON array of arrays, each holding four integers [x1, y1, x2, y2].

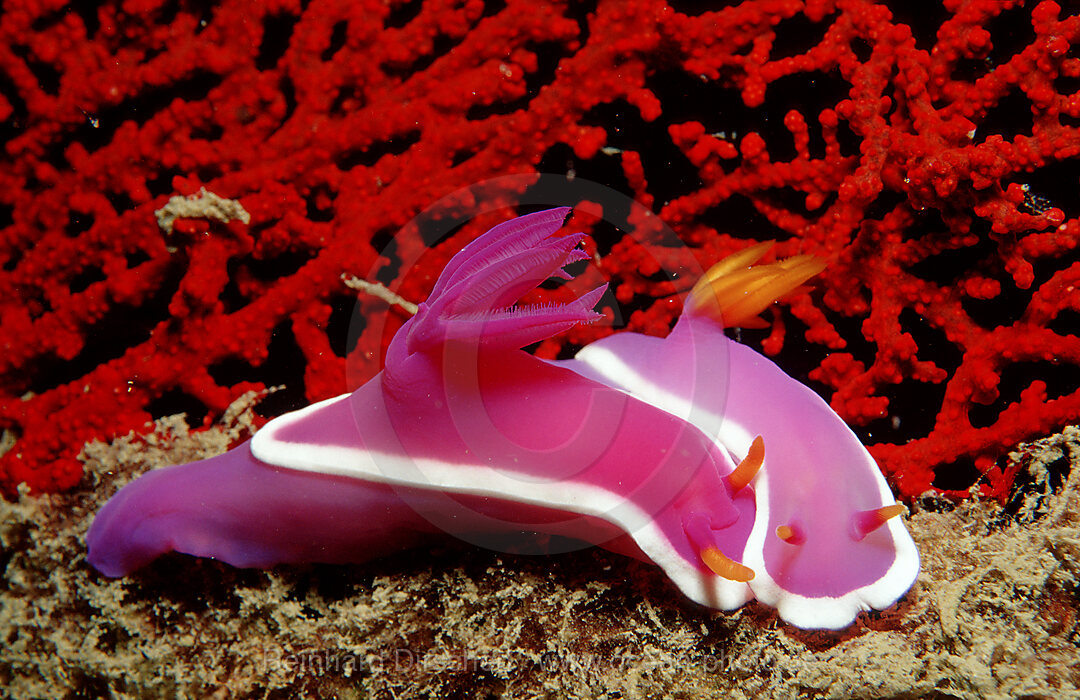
[[87, 208, 918, 629]]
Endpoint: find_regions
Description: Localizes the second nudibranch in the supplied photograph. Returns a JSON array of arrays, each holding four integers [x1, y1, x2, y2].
[[560, 241, 919, 629]]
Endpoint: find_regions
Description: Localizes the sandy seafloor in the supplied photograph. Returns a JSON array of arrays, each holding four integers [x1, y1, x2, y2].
[[1, 391, 1078, 699]]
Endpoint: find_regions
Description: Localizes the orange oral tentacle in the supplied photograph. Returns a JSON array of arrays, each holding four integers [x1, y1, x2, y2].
[[726, 435, 765, 493], [700, 546, 756, 582], [775, 522, 806, 545], [851, 504, 905, 540]]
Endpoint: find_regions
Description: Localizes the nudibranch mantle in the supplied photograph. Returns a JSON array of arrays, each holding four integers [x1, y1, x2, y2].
[[87, 207, 919, 630], [250, 348, 758, 611]]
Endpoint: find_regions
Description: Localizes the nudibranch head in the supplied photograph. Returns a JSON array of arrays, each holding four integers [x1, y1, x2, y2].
[[734, 372, 919, 629], [566, 241, 919, 629]]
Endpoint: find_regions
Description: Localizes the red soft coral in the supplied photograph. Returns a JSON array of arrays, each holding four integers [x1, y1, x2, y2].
[[1, 0, 1078, 502]]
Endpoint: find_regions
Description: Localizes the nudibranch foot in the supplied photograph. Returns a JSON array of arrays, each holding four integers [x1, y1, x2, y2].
[[86, 440, 442, 577]]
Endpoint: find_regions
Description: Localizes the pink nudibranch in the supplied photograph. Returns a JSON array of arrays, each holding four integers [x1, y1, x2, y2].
[[86, 208, 918, 630]]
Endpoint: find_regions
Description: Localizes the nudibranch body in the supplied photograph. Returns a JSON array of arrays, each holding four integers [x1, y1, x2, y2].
[[89, 208, 760, 612], [87, 208, 918, 630]]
